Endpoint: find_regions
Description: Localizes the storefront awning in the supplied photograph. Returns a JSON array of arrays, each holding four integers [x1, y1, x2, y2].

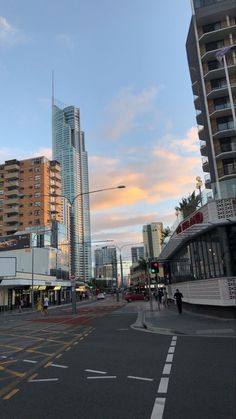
[[38, 286, 46, 290], [54, 286, 61, 290]]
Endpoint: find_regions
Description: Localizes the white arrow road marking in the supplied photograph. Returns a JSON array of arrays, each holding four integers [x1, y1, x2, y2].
[[87, 376, 116, 379], [85, 369, 107, 374], [28, 378, 59, 382], [127, 376, 154, 382]]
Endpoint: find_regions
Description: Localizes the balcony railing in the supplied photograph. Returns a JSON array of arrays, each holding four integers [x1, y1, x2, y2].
[[218, 163, 236, 178]]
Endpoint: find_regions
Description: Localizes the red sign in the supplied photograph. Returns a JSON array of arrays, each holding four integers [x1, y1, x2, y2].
[[176, 211, 203, 234]]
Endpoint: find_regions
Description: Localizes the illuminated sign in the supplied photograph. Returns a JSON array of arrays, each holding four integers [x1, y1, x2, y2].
[[0, 234, 31, 252], [176, 212, 203, 234]]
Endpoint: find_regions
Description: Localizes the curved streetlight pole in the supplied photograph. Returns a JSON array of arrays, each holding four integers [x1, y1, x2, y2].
[[67, 185, 126, 313]]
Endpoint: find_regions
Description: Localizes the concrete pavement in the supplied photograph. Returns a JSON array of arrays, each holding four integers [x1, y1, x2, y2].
[[132, 300, 236, 337]]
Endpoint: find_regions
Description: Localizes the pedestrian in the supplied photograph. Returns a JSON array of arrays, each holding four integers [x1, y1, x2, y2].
[[162, 288, 168, 308], [158, 288, 163, 305], [43, 296, 49, 315], [37, 299, 43, 314], [174, 289, 183, 314]]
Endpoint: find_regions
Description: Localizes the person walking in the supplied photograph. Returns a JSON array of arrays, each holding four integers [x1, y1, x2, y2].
[[174, 289, 183, 314], [43, 296, 49, 315], [162, 288, 168, 308]]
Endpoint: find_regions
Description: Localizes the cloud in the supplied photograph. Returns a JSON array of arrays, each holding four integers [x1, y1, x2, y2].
[[55, 33, 75, 49], [170, 127, 199, 153], [0, 147, 52, 162], [103, 85, 163, 140], [0, 16, 23, 47]]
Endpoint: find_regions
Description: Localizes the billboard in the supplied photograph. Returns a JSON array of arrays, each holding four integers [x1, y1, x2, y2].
[[0, 234, 31, 252], [0, 257, 16, 277]]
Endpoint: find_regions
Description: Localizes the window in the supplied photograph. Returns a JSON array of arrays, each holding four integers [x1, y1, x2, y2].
[[205, 40, 224, 52], [34, 201, 41, 207], [217, 116, 234, 131], [203, 22, 221, 33], [214, 96, 230, 110], [211, 77, 227, 90], [34, 184, 40, 189], [34, 193, 41, 198], [35, 175, 41, 180], [34, 210, 40, 215], [35, 167, 40, 173], [208, 60, 220, 71]]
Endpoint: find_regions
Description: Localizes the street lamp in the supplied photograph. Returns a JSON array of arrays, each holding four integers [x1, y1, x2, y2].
[[66, 185, 126, 313]]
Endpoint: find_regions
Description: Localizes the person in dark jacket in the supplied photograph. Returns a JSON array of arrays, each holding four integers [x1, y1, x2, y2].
[[174, 289, 183, 314]]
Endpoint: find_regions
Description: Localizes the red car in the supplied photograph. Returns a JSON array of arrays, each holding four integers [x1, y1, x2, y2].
[[124, 291, 149, 302]]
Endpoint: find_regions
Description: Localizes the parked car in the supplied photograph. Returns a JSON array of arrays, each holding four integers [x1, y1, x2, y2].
[[97, 292, 105, 300], [124, 291, 149, 302]]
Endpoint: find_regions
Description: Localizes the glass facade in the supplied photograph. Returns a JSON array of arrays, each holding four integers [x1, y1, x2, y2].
[[194, 0, 226, 9], [52, 102, 92, 281], [165, 225, 235, 283]]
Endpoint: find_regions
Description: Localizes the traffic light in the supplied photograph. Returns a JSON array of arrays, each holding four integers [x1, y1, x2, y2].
[[150, 260, 159, 274]]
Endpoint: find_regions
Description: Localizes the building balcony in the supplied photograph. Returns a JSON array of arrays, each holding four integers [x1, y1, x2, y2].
[[202, 157, 209, 172], [5, 163, 20, 172], [209, 106, 235, 120], [201, 43, 236, 63], [3, 214, 19, 223], [5, 189, 20, 197], [216, 141, 236, 158], [3, 206, 19, 214], [204, 63, 236, 81], [204, 173, 211, 187], [196, 111, 203, 125], [207, 84, 236, 100], [200, 140, 208, 156], [4, 223, 19, 232], [198, 25, 236, 45], [4, 179, 19, 188], [5, 197, 20, 205], [4, 172, 19, 180], [198, 126, 205, 140], [218, 163, 236, 179]]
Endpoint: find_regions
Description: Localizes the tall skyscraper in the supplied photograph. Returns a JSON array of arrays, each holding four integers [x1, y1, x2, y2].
[[52, 101, 91, 281], [186, 0, 236, 199], [142, 222, 163, 259], [94, 246, 117, 280]]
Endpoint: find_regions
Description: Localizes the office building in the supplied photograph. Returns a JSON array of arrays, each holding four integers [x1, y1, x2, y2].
[[131, 246, 144, 264], [52, 102, 91, 281], [94, 246, 117, 281], [0, 157, 62, 237], [186, 0, 236, 198], [142, 222, 163, 259]]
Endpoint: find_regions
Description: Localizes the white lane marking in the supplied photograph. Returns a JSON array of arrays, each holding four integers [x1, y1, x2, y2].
[[28, 378, 59, 382], [170, 341, 176, 346], [23, 359, 38, 364], [166, 354, 174, 363], [1, 356, 7, 359], [150, 397, 166, 419], [172, 336, 177, 341], [50, 363, 68, 369], [87, 376, 116, 379], [117, 328, 129, 331], [127, 375, 154, 382], [85, 369, 107, 374], [162, 364, 172, 375], [168, 347, 175, 354], [157, 377, 169, 394]]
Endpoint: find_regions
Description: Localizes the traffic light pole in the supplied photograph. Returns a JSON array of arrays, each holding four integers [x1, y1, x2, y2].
[[147, 259, 153, 312]]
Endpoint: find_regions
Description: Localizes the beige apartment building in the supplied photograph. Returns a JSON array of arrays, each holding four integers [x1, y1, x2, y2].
[[0, 156, 62, 236]]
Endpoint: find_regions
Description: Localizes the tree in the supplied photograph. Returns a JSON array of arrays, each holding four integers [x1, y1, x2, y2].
[[175, 191, 201, 219], [161, 227, 171, 246]]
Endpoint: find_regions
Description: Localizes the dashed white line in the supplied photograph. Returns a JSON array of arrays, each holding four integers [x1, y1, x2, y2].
[[157, 377, 169, 394], [150, 397, 166, 419], [172, 336, 177, 341], [85, 369, 107, 374], [23, 359, 38, 364], [170, 341, 176, 346], [127, 375, 154, 382], [168, 346, 175, 353], [87, 376, 117, 379], [162, 364, 172, 375], [28, 378, 59, 383], [50, 363, 68, 369], [166, 354, 174, 363]]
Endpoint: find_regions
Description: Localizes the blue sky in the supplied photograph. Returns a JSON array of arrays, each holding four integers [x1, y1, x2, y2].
[[0, 0, 204, 247]]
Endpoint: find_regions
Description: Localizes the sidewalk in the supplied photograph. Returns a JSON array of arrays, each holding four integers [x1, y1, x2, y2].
[[135, 301, 236, 337]]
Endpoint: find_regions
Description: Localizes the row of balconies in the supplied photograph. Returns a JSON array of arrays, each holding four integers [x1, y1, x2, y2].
[[198, 19, 236, 45]]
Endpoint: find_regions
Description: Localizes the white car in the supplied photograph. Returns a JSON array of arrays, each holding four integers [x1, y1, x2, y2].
[[97, 292, 105, 300]]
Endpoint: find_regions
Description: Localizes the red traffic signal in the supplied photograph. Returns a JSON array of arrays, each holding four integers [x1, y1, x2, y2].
[[150, 261, 159, 274]]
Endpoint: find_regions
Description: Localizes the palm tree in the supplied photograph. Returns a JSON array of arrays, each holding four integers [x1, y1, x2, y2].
[[161, 227, 171, 246], [175, 191, 201, 219]]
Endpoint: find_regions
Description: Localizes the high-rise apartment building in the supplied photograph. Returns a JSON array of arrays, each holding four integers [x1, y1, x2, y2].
[[142, 222, 163, 259], [186, 0, 236, 198], [0, 157, 61, 236], [52, 102, 91, 281], [131, 246, 144, 264]]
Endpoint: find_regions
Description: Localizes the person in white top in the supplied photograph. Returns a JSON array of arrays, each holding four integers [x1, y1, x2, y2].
[[43, 296, 49, 315]]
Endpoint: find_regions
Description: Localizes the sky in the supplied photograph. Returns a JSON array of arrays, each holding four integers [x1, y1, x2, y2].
[[0, 0, 204, 252]]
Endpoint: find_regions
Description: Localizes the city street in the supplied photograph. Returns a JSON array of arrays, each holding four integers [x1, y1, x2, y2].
[[0, 297, 235, 419]]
